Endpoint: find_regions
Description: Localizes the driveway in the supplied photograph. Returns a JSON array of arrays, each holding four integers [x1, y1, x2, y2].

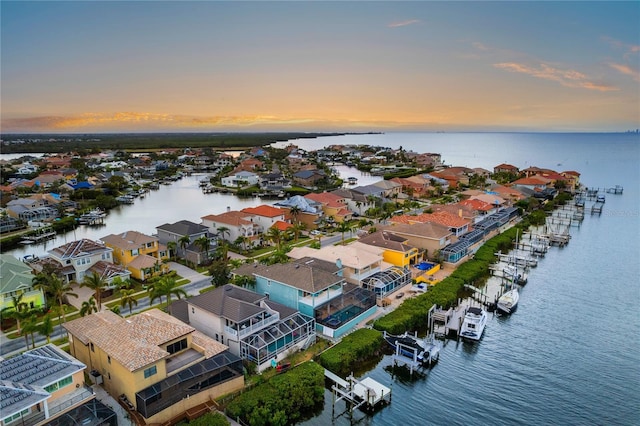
[[169, 261, 208, 282]]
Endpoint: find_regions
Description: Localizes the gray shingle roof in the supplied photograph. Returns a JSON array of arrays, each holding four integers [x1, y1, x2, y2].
[[188, 284, 266, 323], [156, 220, 208, 236]]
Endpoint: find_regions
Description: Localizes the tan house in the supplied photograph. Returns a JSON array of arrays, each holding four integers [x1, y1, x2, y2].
[[381, 222, 453, 259], [63, 309, 244, 425]]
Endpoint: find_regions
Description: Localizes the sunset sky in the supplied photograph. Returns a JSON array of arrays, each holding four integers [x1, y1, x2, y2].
[[2, 1, 638, 133]]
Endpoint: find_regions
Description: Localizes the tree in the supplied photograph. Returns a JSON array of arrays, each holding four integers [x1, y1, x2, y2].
[[266, 227, 284, 250], [39, 313, 55, 344], [288, 205, 302, 224], [119, 289, 138, 316], [33, 273, 77, 324], [178, 235, 191, 258], [148, 276, 187, 310], [80, 297, 98, 317], [1, 293, 29, 335], [336, 221, 352, 245], [291, 222, 307, 242], [167, 240, 177, 261], [22, 312, 39, 349], [216, 226, 231, 242], [232, 274, 256, 290], [234, 235, 250, 253], [209, 259, 231, 288], [80, 272, 108, 311], [195, 235, 211, 264]]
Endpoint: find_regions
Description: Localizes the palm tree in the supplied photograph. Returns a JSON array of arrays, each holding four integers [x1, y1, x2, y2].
[[291, 222, 307, 242], [80, 272, 108, 311], [288, 205, 301, 224], [234, 235, 250, 253], [33, 273, 77, 324], [336, 221, 352, 245], [195, 235, 211, 264], [216, 226, 231, 242], [178, 235, 191, 258], [22, 312, 39, 349], [80, 296, 98, 317], [148, 276, 187, 310], [39, 313, 55, 344], [1, 293, 28, 335], [119, 289, 138, 316], [167, 240, 177, 261], [266, 227, 284, 250]]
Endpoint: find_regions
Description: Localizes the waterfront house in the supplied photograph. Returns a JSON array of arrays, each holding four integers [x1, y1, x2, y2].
[[292, 169, 326, 187], [287, 242, 385, 285], [0, 254, 46, 312], [381, 222, 453, 259], [240, 205, 289, 231], [372, 180, 403, 198], [45, 239, 131, 286], [356, 230, 420, 268], [459, 198, 499, 220], [220, 171, 259, 188], [6, 196, 60, 222], [274, 195, 325, 230], [156, 220, 214, 265], [170, 284, 315, 372], [493, 163, 520, 174], [63, 309, 244, 425], [201, 211, 262, 248], [329, 188, 375, 216], [0, 344, 117, 426], [511, 175, 552, 192], [100, 230, 170, 281], [233, 257, 377, 339], [259, 171, 292, 192], [390, 211, 471, 237], [304, 192, 353, 223]]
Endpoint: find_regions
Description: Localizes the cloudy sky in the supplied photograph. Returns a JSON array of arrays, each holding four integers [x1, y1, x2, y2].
[[1, 1, 638, 133]]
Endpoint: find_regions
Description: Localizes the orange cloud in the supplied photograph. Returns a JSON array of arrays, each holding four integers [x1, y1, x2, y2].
[[494, 62, 618, 92], [608, 63, 640, 82], [387, 19, 420, 28]]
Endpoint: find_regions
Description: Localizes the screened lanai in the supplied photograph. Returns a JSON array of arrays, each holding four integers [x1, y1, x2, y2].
[[361, 266, 412, 300], [441, 240, 472, 263], [240, 313, 315, 368]]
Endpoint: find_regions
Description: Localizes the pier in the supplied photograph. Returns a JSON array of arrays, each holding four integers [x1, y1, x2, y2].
[[432, 304, 467, 338], [326, 368, 391, 419], [590, 201, 604, 215]]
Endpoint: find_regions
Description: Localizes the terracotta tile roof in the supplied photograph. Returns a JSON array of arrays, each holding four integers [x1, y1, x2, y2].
[[304, 192, 343, 205], [512, 176, 551, 185], [84, 309, 196, 372], [382, 222, 452, 239], [202, 211, 253, 226], [271, 220, 293, 231], [562, 170, 581, 176], [128, 254, 160, 269], [63, 310, 125, 345], [389, 211, 470, 228], [241, 204, 286, 218], [460, 198, 494, 211]]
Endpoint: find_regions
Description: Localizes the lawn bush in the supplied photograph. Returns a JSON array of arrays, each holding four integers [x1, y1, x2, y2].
[[317, 328, 383, 377]]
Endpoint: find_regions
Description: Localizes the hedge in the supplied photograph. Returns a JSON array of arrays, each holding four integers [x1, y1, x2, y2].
[[225, 361, 324, 426], [317, 328, 383, 377]]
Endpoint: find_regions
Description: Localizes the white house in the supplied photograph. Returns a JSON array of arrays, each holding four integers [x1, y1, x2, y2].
[[221, 171, 259, 188]]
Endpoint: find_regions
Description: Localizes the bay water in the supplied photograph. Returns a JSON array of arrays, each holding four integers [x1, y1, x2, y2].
[[3, 132, 639, 424]]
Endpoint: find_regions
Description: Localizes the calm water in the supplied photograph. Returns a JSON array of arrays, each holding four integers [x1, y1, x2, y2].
[[4, 133, 640, 424]]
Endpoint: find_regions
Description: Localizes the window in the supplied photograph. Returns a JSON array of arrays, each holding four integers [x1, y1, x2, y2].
[[166, 339, 187, 354], [3, 409, 29, 424], [107, 356, 111, 364], [90, 343, 95, 352], [144, 366, 157, 378]]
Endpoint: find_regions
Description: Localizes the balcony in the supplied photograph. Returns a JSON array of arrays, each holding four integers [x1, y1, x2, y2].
[[18, 385, 94, 426], [299, 286, 343, 307], [225, 312, 280, 338]]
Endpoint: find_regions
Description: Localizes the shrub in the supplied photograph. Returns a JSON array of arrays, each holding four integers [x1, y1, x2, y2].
[[318, 328, 383, 377]]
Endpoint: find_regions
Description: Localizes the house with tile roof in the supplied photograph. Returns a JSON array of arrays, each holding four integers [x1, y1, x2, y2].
[[46, 239, 130, 286], [170, 284, 315, 372], [240, 205, 288, 231], [493, 163, 520, 174], [0, 254, 46, 313], [357, 230, 420, 268], [380, 222, 453, 259], [201, 211, 262, 247], [233, 257, 377, 339], [511, 175, 552, 192], [100, 230, 170, 281], [372, 180, 403, 198], [0, 344, 117, 426], [389, 210, 471, 237], [63, 309, 244, 425], [304, 192, 353, 222]]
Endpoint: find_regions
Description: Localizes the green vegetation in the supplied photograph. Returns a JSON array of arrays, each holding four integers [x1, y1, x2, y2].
[[186, 412, 229, 426], [317, 328, 383, 377], [225, 361, 325, 426]]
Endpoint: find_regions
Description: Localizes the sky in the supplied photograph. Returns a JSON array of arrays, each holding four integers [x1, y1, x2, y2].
[[1, 1, 639, 133]]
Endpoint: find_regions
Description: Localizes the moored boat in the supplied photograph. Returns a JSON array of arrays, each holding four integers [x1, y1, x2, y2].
[[383, 331, 441, 367], [496, 288, 519, 315], [460, 306, 487, 341]]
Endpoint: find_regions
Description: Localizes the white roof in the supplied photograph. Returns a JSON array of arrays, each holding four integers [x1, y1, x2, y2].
[[288, 241, 382, 269]]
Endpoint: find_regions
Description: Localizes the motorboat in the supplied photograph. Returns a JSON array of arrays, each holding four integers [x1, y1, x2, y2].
[[503, 264, 528, 285], [460, 306, 487, 341], [383, 331, 441, 367], [496, 288, 519, 315]]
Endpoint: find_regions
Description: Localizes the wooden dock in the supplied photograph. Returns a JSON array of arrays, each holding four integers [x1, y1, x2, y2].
[[591, 202, 604, 215], [326, 369, 391, 418], [432, 305, 467, 338]]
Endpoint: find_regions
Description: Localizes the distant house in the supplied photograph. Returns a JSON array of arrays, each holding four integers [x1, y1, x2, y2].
[[201, 211, 262, 247], [372, 180, 403, 198], [493, 163, 520, 174], [511, 175, 552, 192], [64, 309, 244, 425], [357, 230, 420, 268], [381, 222, 453, 259], [100, 230, 170, 281], [292, 169, 326, 187], [0, 254, 46, 312], [171, 284, 315, 372], [45, 238, 131, 285], [259, 171, 292, 192], [233, 257, 377, 339], [240, 205, 288, 231], [389, 211, 471, 237], [304, 192, 353, 223], [0, 344, 117, 426], [156, 220, 214, 265], [6, 195, 60, 222], [221, 171, 259, 188]]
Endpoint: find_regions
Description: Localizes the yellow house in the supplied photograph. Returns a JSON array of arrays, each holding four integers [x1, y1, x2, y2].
[[101, 230, 170, 281], [357, 230, 420, 267], [64, 309, 245, 425]]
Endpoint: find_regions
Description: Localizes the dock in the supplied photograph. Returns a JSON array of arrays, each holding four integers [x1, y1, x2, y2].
[[590, 201, 604, 215], [326, 368, 391, 419], [432, 304, 467, 338]]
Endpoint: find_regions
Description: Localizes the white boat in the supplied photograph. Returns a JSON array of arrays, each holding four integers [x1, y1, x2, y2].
[[460, 307, 487, 341], [347, 177, 358, 185], [496, 288, 519, 315], [383, 331, 442, 367], [503, 264, 528, 285]]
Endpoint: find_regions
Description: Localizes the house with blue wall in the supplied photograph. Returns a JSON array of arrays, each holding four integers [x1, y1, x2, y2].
[[234, 257, 378, 339]]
